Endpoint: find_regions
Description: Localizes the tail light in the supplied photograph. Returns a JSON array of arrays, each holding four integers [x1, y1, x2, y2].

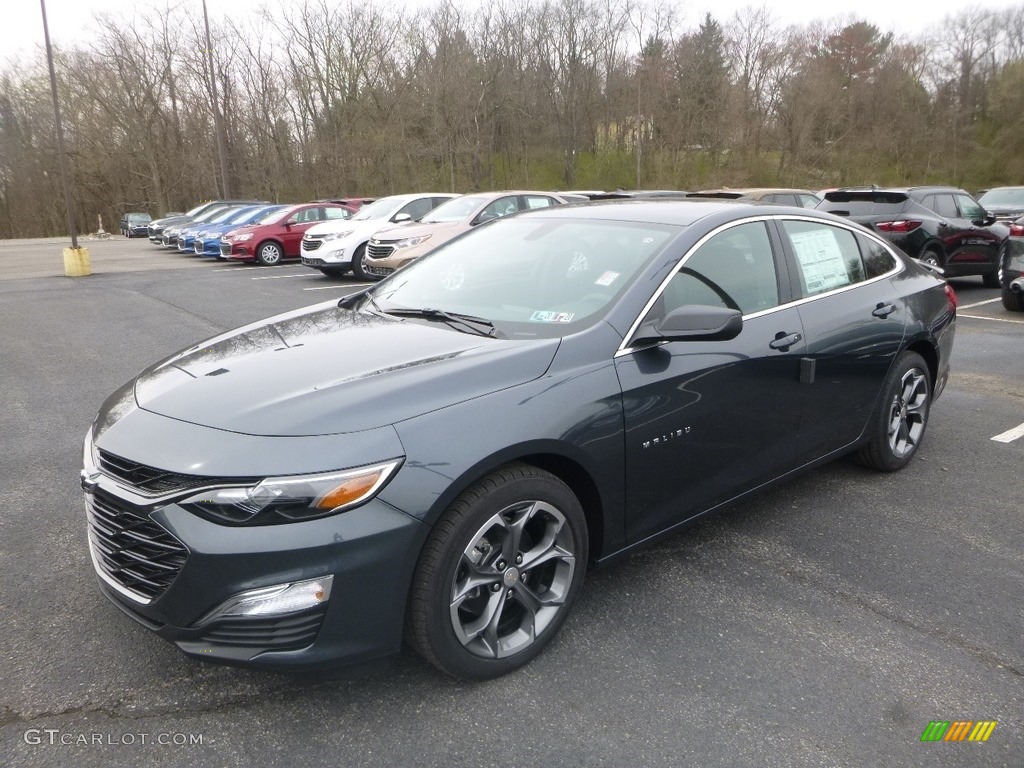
[[1008, 223, 1024, 236], [944, 283, 958, 310], [876, 220, 922, 233]]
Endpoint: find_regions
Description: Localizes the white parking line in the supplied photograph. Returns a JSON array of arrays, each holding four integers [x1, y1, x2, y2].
[[958, 313, 1024, 324], [303, 283, 371, 291], [992, 422, 1024, 443], [250, 273, 310, 281], [210, 266, 262, 272], [959, 297, 1002, 310]]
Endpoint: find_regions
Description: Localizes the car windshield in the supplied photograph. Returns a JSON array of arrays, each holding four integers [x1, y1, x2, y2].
[[258, 207, 292, 225], [185, 203, 214, 217], [421, 196, 488, 223], [979, 188, 1024, 206], [367, 216, 679, 339], [194, 206, 229, 222], [245, 205, 282, 223], [209, 208, 244, 224], [127, 213, 150, 222], [223, 206, 260, 224], [351, 197, 403, 221]]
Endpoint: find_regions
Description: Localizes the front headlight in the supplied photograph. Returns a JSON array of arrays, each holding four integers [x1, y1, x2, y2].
[[395, 234, 431, 249], [322, 231, 353, 241], [232, 233, 254, 241], [179, 460, 402, 525]]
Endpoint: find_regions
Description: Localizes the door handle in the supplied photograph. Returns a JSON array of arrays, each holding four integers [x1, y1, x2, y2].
[[769, 332, 802, 351], [872, 303, 897, 318]]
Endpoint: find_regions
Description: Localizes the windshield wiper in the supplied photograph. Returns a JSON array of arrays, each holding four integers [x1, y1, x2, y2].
[[382, 307, 501, 338]]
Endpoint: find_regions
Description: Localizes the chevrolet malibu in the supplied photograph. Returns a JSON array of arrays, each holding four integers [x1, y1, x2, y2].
[[81, 202, 956, 680]]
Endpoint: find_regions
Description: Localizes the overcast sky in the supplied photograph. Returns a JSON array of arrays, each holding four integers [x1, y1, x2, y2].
[[3, 0, 1022, 63]]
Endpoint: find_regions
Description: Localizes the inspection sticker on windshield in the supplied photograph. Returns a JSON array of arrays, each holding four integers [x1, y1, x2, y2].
[[530, 311, 575, 323], [595, 271, 620, 286]]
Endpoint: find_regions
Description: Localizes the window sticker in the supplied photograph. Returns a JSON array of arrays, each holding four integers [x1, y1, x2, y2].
[[595, 271, 620, 286], [530, 310, 575, 323], [789, 229, 850, 293]]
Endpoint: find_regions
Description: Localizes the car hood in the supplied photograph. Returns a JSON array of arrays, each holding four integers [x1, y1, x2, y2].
[[305, 218, 388, 238], [151, 215, 192, 228], [984, 205, 1024, 216], [133, 301, 559, 437], [373, 221, 464, 242]]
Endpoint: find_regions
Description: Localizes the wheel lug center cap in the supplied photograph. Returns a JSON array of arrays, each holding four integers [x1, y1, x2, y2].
[[502, 567, 520, 587]]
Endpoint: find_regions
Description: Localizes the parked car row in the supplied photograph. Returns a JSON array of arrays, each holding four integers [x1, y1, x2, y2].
[[134, 184, 1023, 312]]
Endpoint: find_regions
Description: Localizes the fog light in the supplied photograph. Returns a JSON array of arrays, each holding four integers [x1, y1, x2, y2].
[[198, 576, 334, 624]]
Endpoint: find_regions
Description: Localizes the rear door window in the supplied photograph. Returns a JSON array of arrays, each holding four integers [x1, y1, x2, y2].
[[930, 194, 959, 219], [780, 220, 865, 296]]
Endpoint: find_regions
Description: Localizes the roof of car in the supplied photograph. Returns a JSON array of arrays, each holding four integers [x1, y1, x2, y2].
[[691, 187, 818, 197], [519, 198, 801, 226]]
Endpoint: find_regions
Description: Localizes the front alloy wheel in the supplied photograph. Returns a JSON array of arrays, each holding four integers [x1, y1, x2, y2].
[[408, 464, 587, 679], [256, 241, 283, 266]]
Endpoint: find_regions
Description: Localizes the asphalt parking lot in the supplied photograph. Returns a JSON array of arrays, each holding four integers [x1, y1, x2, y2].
[[1, 237, 1022, 767]]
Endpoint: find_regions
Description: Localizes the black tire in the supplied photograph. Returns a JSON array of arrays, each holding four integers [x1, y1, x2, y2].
[[350, 243, 372, 281], [255, 240, 283, 266], [982, 269, 1000, 288], [1002, 286, 1024, 312], [856, 351, 931, 472], [318, 267, 349, 278], [407, 463, 588, 680], [918, 248, 942, 270]]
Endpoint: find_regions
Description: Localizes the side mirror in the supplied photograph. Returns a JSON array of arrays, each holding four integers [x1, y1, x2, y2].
[[976, 213, 996, 226], [285, 217, 298, 227], [392, 213, 412, 223], [631, 305, 743, 346]]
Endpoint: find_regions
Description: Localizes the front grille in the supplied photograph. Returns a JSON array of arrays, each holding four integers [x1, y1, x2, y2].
[[366, 264, 395, 277], [366, 242, 396, 260], [86, 487, 188, 602], [194, 240, 204, 254], [301, 257, 324, 267], [197, 606, 327, 650], [301, 237, 323, 252], [97, 449, 254, 497]]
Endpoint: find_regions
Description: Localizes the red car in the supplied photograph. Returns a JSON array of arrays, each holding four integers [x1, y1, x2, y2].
[[220, 203, 354, 265]]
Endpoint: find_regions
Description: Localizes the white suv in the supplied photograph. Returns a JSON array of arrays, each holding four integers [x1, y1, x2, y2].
[[300, 193, 457, 280]]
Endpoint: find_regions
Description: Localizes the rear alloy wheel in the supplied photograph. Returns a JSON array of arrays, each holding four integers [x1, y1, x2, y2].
[[408, 464, 588, 680], [856, 351, 930, 471], [919, 249, 941, 270], [256, 241, 283, 266], [1002, 286, 1024, 312], [350, 243, 372, 281]]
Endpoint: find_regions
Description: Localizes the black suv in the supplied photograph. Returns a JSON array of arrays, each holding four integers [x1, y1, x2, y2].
[[817, 187, 1006, 286]]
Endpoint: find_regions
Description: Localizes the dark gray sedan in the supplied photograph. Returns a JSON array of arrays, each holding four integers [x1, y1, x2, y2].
[[81, 201, 956, 679]]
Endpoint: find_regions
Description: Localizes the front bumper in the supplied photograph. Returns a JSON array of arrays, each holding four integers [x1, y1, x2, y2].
[[221, 241, 254, 260], [84, 475, 427, 670]]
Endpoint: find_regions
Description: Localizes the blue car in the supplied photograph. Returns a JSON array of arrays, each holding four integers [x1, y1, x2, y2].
[[176, 206, 259, 253], [192, 205, 287, 257]]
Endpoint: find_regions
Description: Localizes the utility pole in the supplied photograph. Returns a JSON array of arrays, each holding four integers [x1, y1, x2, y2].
[[202, 0, 230, 198], [40, 0, 89, 275]]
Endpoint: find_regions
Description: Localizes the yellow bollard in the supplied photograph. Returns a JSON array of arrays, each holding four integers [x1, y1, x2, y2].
[[63, 246, 92, 277]]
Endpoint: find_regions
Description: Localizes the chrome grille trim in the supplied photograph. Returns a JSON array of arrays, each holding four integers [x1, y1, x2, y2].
[[366, 243, 396, 260], [85, 488, 189, 604]]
